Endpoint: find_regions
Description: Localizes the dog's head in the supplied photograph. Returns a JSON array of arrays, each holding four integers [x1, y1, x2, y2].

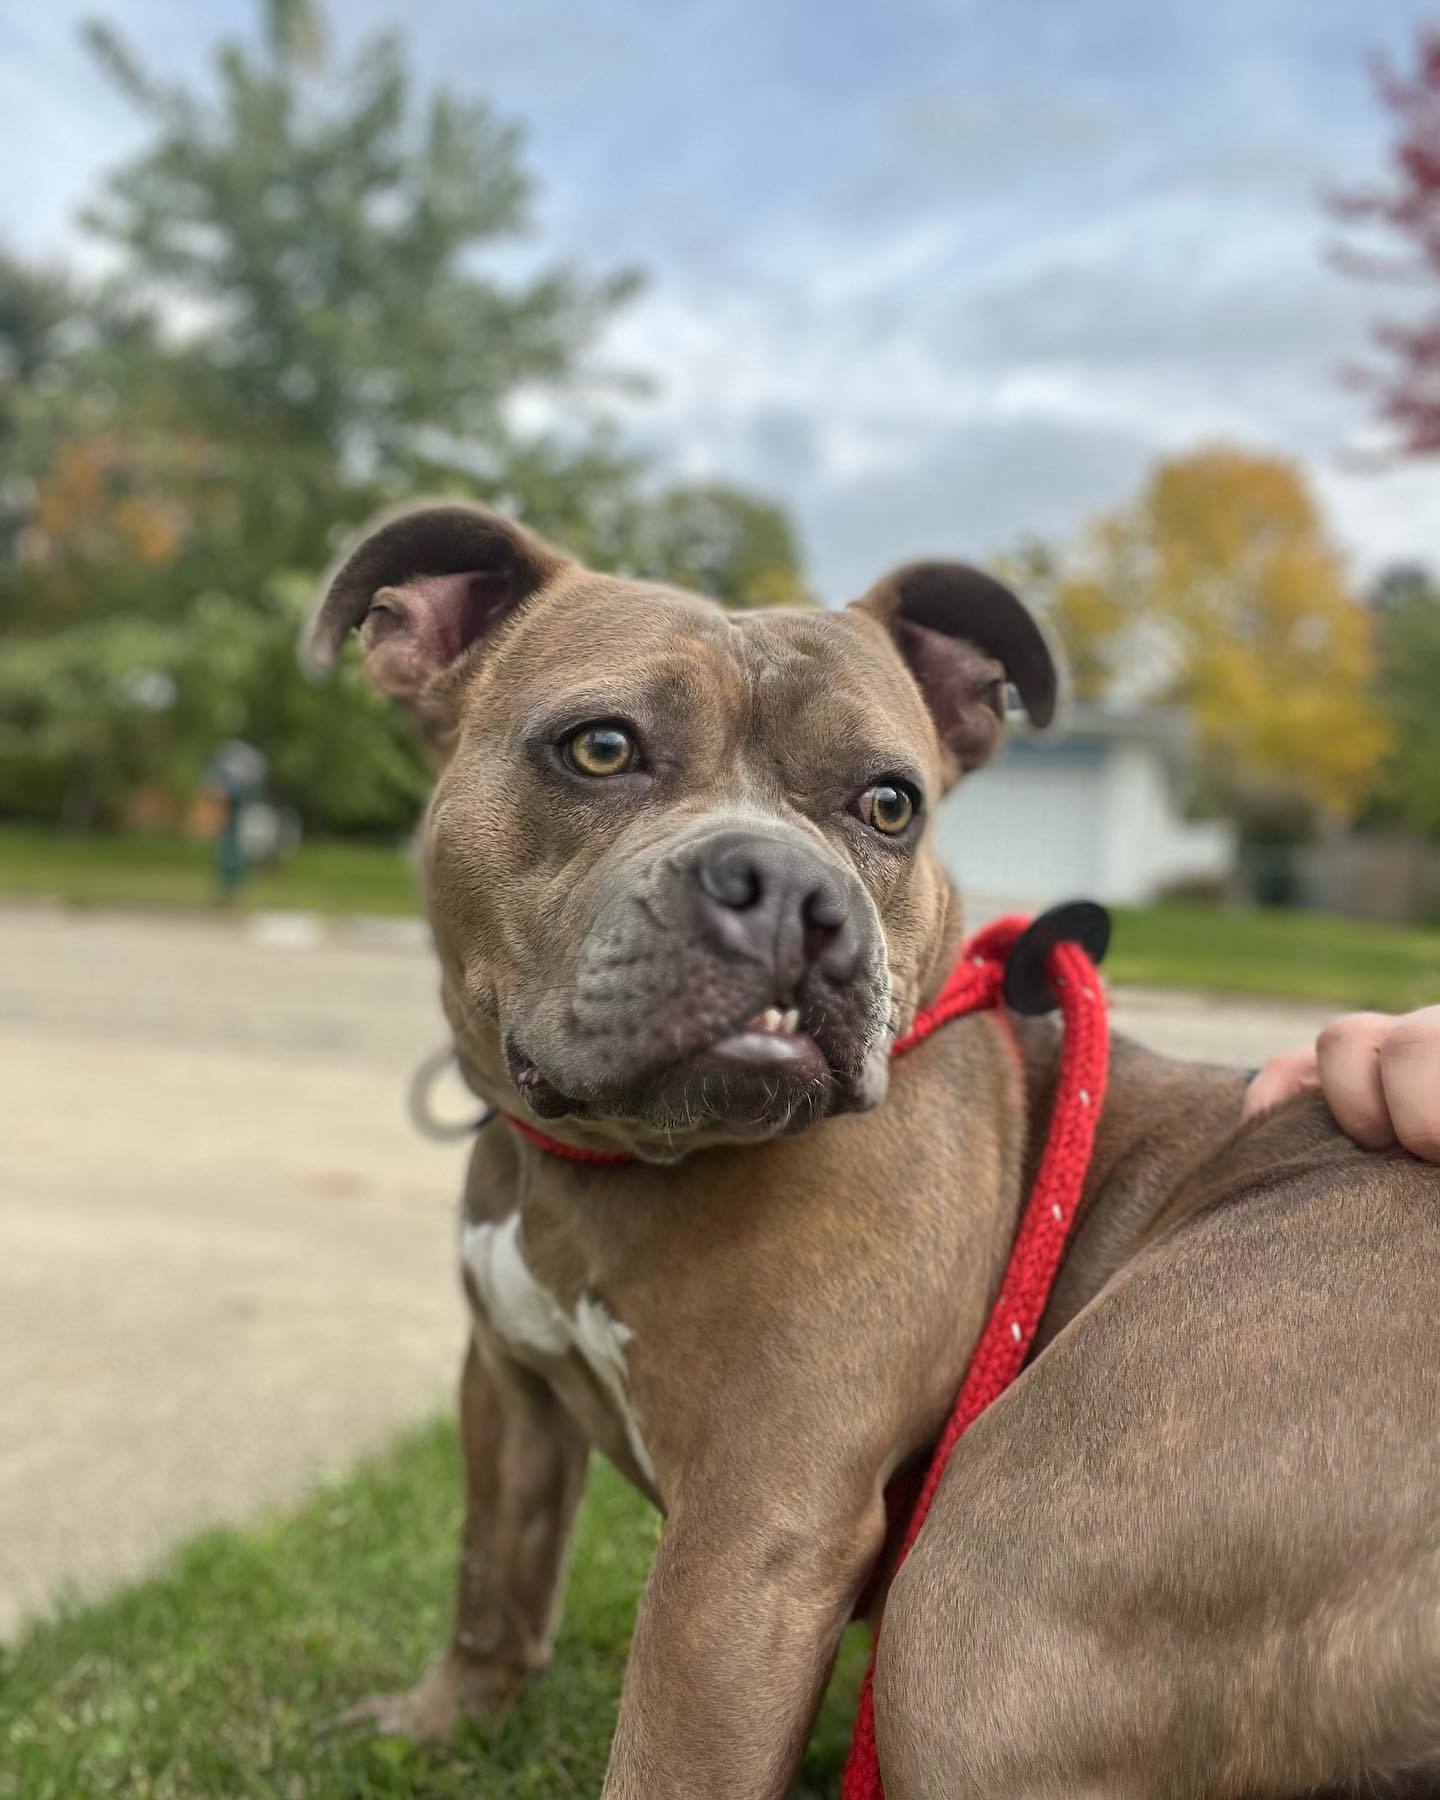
[[305, 503, 1055, 1158]]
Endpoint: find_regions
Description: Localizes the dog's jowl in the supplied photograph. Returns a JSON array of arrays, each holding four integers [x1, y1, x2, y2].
[[306, 503, 1440, 1800]]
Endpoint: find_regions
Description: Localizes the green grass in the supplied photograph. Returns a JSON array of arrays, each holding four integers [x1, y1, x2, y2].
[[0, 825, 421, 916], [3, 824, 1439, 1010], [0, 1418, 868, 1800], [1107, 903, 1440, 1013]]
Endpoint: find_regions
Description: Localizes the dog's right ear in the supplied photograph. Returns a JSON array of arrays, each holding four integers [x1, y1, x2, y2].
[[301, 503, 569, 710]]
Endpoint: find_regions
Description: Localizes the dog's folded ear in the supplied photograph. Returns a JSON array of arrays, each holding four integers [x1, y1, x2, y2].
[[852, 562, 1057, 780], [301, 502, 569, 712]]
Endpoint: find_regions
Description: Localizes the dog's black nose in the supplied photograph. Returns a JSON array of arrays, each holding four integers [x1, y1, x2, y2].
[[694, 832, 858, 986]]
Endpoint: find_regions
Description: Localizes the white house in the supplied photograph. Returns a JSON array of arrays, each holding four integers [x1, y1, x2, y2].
[[935, 706, 1235, 911]]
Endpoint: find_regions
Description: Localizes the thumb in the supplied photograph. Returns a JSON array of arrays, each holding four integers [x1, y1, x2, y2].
[[1242, 1047, 1321, 1122]]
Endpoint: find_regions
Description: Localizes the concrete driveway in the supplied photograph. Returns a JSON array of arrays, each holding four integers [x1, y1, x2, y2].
[[0, 905, 1342, 1638]]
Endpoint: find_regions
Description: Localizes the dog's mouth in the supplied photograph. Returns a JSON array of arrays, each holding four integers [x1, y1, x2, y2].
[[705, 1003, 826, 1073], [504, 992, 843, 1130]]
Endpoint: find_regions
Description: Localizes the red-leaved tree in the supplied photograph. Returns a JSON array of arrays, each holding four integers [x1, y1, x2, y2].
[[1332, 27, 1440, 456]]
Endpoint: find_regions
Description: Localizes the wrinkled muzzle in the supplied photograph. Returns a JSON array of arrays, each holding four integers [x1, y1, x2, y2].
[[504, 818, 894, 1142]]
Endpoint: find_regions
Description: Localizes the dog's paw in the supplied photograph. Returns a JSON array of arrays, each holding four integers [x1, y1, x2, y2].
[[330, 1652, 528, 1743], [333, 1687, 452, 1744]]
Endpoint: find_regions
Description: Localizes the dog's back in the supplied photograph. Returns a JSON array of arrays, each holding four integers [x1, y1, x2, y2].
[[875, 1100, 1440, 1797]]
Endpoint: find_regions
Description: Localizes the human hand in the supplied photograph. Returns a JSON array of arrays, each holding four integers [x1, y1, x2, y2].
[[1243, 1006, 1440, 1162]]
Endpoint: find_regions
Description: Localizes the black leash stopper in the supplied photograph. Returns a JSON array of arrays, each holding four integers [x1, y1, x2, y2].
[[1001, 900, 1112, 1017]]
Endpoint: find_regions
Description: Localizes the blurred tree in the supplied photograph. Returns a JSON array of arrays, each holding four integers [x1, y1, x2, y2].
[[0, 580, 430, 833], [1026, 448, 1389, 820], [613, 483, 813, 609], [0, 253, 72, 573], [0, 0, 808, 833], [1364, 563, 1440, 841], [998, 534, 1129, 704], [1330, 26, 1440, 456], [0, 260, 172, 633], [63, 0, 640, 599], [0, 252, 75, 446]]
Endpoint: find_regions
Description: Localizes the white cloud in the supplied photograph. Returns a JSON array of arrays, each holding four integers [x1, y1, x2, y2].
[[597, 99, 1440, 597], [0, 3, 225, 263], [5, 0, 1438, 600], [1318, 460, 1440, 579]]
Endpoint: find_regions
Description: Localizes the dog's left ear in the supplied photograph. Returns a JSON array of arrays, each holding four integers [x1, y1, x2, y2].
[[852, 562, 1056, 780]]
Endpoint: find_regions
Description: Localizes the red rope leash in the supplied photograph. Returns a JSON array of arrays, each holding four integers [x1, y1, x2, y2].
[[842, 923, 1109, 1799], [497, 913, 1110, 1797]]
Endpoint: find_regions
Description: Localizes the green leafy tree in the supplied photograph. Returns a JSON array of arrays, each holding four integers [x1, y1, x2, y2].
[[0, 250, 159, 578], [1365, 564, 1440, 841], [616, 484, 813, 608], [69, 0, 640, 599], [0, 0, 808, 834], [0, 252, 76, 443], [0, 580, 428, 832]]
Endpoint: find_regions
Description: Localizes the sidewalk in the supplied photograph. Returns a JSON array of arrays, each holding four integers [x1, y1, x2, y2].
[[0, 905, 1340, 1637], [1, 906, 471, 1638]]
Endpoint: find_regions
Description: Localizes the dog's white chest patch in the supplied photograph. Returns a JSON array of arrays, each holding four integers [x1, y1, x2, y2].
[[461, 1214, 654, 1484]]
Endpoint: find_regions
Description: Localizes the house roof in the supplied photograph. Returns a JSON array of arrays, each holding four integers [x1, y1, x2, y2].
[[1003, 701, 1194, 774]]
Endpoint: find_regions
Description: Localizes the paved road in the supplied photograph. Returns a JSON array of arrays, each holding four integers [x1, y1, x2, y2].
[[0, 905, 1341, 1638]]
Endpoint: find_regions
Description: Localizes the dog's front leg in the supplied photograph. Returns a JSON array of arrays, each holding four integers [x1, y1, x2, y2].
[[603, 1475, 884, 1800], [342, 1333, 588, 1740]]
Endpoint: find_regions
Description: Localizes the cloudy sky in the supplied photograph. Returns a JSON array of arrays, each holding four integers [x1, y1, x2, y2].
[[5, 0, 1439, 598]]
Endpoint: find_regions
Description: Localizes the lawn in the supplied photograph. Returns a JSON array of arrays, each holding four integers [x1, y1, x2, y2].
[[0, 825, 421, 917], [1105, 902, 1440, 1012], [0, 1418, 868, 1800], [3, 824, 1439, 1011]]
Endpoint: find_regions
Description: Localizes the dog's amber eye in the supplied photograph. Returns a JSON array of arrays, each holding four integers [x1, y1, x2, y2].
[[563, 723, 636, 777], [860, 782, 916, 835]]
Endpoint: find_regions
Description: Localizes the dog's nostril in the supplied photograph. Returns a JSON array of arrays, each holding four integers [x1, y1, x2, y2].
[[802, 886, 848, 962], [803, 888, 846, 935], [699, 851, 763, 912]]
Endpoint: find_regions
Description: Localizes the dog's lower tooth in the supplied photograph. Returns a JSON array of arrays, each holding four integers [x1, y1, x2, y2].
[[781, 1007, 800, 1032], [760, 1007, 782, 1031]]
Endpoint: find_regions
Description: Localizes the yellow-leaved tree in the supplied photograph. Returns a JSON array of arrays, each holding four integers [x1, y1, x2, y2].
[[1042, 448, 1389, 817]]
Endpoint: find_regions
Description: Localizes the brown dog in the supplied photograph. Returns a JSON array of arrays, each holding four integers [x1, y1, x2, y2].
[[304, 504, 1440, 1799]]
